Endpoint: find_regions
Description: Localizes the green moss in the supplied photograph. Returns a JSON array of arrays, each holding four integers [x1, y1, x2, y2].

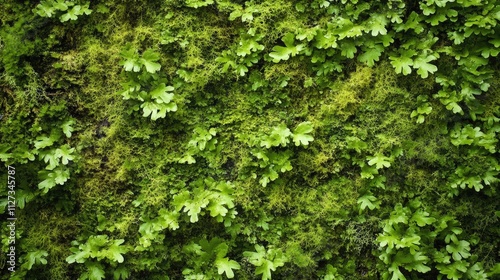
[[1, 0, 499, 279]]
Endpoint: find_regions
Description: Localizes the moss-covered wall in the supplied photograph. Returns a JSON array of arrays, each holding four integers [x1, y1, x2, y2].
[[1, 0, 499, 279]]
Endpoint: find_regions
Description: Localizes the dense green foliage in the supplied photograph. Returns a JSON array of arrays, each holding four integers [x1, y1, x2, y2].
[[1, 0, 499, 279]]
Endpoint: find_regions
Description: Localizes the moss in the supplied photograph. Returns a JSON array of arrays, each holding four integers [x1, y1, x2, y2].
[[1, 0, 499, 278], [19, 208, 78, 280]]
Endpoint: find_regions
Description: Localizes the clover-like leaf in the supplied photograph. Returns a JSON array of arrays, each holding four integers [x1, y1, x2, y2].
[[446, 240, 471, 261], [38, 168, 70, 193], [185, 0, 214, 8], [390, 50, 415, 75], [140, 49, 161, 73], [53, 0, 70, 11], [113, 266, 129, 280], [237, 36, 265, 57], [358, 44, 384, 66], [141, 102, 176, 120], [150, 83, 174, 104], [269, 33, 303, 62], [292, 122, 314, 146], [269, 46, 291, 62], [34, 135, 55, 149], [367, 153, 391, 169], [216, 257, 241, 278], [86, 262, 106, 280], [369, 13, 388, 36], [413, 54, 438, 78], [173, 188, 211, 223], [340, 40, 357, 58], [120, 47, 141, 72], [55, 144, 75, 165], [60, 5, 81, 22], [34, 1, 56, 17], [260, 124, 291, 148], [102, 239, 128, 263], [437, 260, 468, 280], [0, 144, 12, 162], [357, 194, 380, 211], [361, 164, 379, 179], [411, 209, 436, 227], [22, 250, 48, 270], [346, 136, 368, 153], [61, 119, 75, 138], [157, 208, 180, 230], [40, 149, 60, 170]]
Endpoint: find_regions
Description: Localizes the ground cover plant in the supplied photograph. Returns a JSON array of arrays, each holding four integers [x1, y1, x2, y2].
[[0, 0, 499, 279]]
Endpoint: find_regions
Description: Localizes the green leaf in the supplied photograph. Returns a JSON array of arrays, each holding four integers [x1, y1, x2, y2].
[[55, 144, 75, 165], [0, 144, 12, 161], [413, 54, 438, 78], [61, 119, 75, 138], [260, 124, 291, 148], [427, 11, 447, 26], [113, 266, 129, 280], [87, 262, 106, 280], [269, 33, 303, 62], [173, 188, 211, 223], [237, 36, 265, 57], [397, 12, 424, 33], [102, 239, 128, 263], [14, 189, 35, 209], [40, 149, 60, 170], [367, 153, 391, 169], [53, 0, 69, 11], [215, 257, 241, 278], [269, 46, 292, 62], [446, 240, 471, 261], [34, 136, 55, 149], [255, 260, 274, 280], [437, 260, 468, 280], [140, 49, 161, 73], [244, 245, 286, 280], [346, 136, 367, 153], [207, 199, 229, 218], [160, 209, 180, 230], [377, 229, 399, 250], [357, 194, 380, 211], [340, 40, 357, 58], [465, 262, 487, 279], [487, 263, 500, 277], [361, 164, 378, 179], [417, 104, 432, 115], [66, 248, 86, 264], [388, 204, 409, 225], [178, 154, 196, 164], [295, 3, 305, 12], [411, 209, 436, 227], [120, 47, 141, 72], [358, 44, 384, 66], [368, 13, 388, 36], [260, 166, 279, 187], [59, 5, 84, 22], [292, 122, 314, 146], [216, 50, 236, 72], [402, 251, 431, 273], [244, 244, 267, 265], [141, 102, 176, 120], [390, 50, 415, 75], [38, 168, 70, 193], [34, 1, 56, 17], [185, 0, 214, 8], [22, 250, 48, 270], [150, 83, 175, 104]]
